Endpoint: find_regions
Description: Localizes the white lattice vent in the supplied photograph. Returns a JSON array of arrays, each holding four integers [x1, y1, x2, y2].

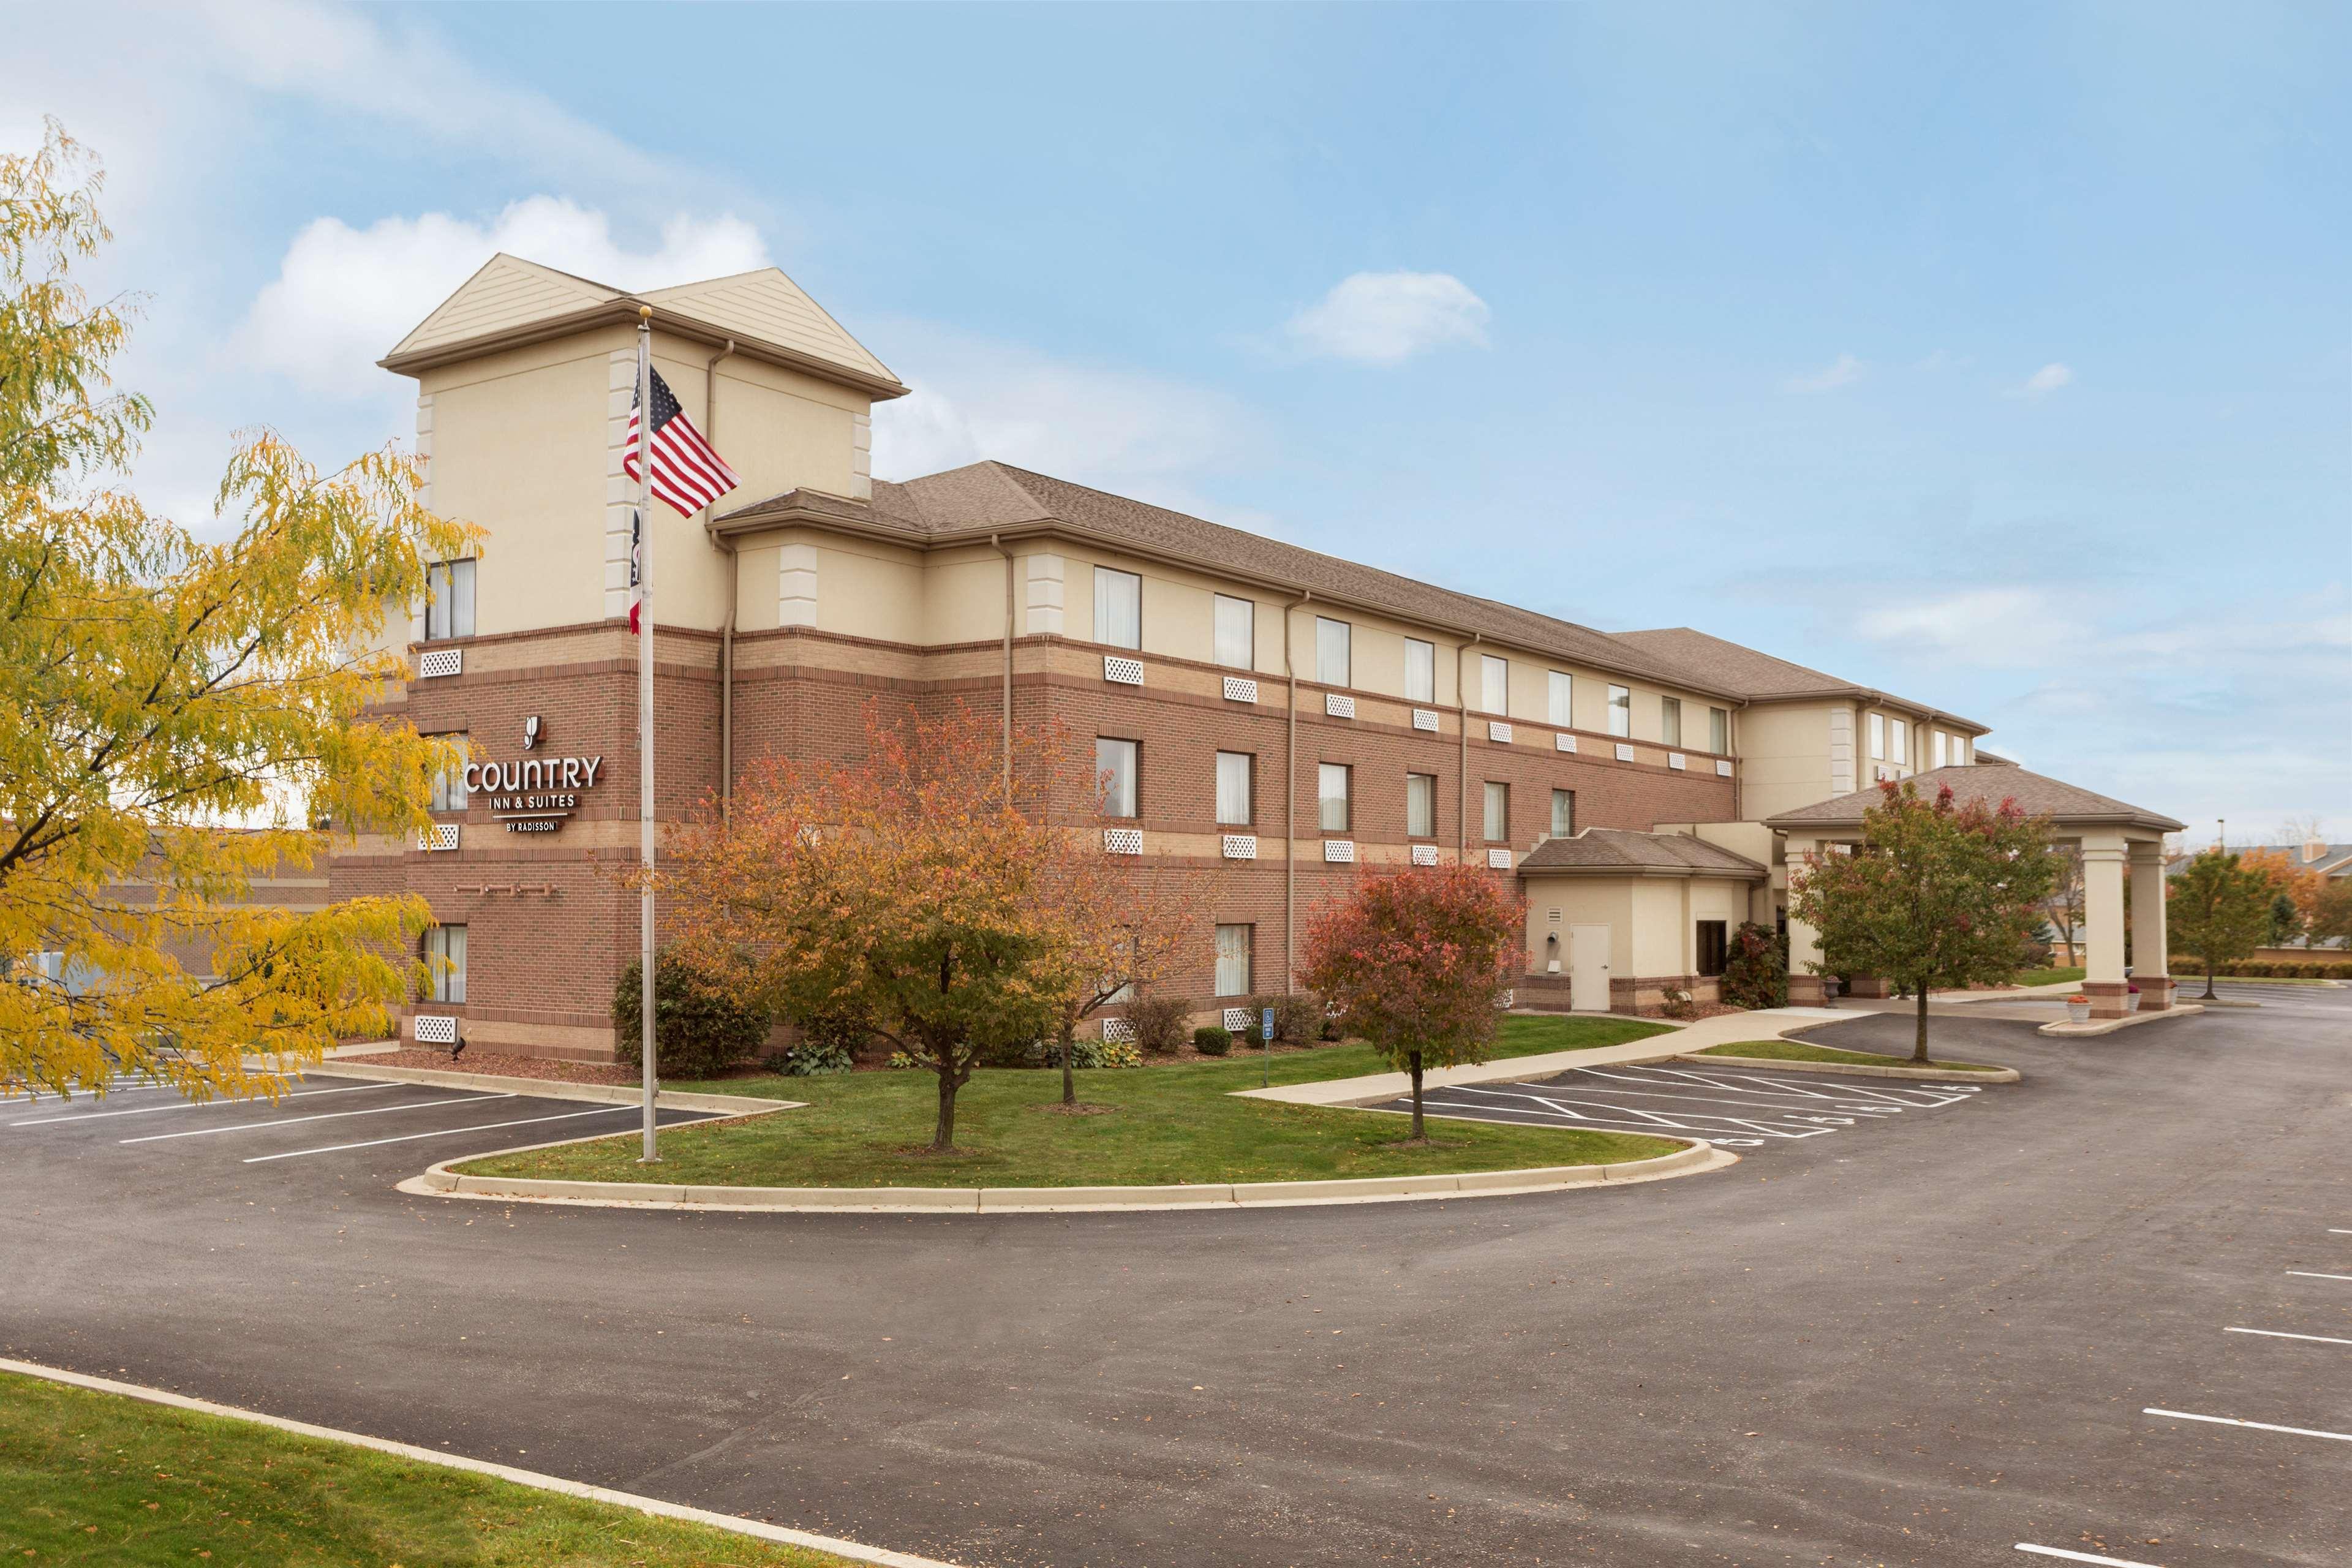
[[1496, 989, 1515, 1010], [1411, 844, 1440, 867], [412, 1014, 457, 1045], [417, 647, 463, 679], [1222, 675, 1258, 704], [1101, 1017, 1136, 1042], [1221, 834, 1257, 860], [1412, 708, 1439, 732], [1556, 733, 1577, 753], [1103, 655, 1144, 687], [1324, 693, 1355, 720], [1102, 827, 1144, 856], [1668, 752, 1687, 771], [417, 823, 461, 852], [1223, 1007, 1251, 1033], [1487, 848, 1513, 870], [1323, 839, 1355, 864], [1488, 721, 1513, 744], [1614, 742, 1635, 763], [1716, 758, 1734, 777]]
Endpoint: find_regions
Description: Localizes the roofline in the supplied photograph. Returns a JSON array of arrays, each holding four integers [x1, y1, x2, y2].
[[1517, 861, 1768, 882], [1763, 805, 2187, 834], [711, 489, 1755, 704], [378, 300, 910, 401], [1742, 687, 1990, 736]]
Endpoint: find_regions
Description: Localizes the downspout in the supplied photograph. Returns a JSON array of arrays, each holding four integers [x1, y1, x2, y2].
[[990, 533, 1014, 801], [1281, 588, 1310, 994], [1457, 635, 1480, 858], [703, 339, 737, 816]]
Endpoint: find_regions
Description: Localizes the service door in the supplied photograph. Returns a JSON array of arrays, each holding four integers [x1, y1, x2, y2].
[[1568, 924, 1611, 1012]]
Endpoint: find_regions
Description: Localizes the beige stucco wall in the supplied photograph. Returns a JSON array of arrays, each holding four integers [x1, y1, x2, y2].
[[1523, 872, 1754, 979], [1521, 877, 1633, 974]]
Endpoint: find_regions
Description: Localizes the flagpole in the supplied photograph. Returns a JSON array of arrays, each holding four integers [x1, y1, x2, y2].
[[636, 305, 660, 1163]]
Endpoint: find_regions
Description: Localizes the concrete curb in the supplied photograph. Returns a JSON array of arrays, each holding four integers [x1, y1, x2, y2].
[[2038, 1003, 2207, 1038], [304, 1061, 799, 1117], [1676, 1052, 2019, 1084], [0, 1356, 961, 1568], [404, 1137, 1732, 1215]]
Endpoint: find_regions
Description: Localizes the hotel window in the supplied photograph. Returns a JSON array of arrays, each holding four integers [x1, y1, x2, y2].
[[1660, 696, 1682, 747], [1406, 772, 1436, 837], [1868, 712, 1885, 761], [1709, 706, 1729, 754], [1317, 763, 1351, 832], [1215, 751, 1253, 826], [1093, 567, 1141, 649], [1891, 718, 1909, 766], [1695, 920, 1729, 979], [1932, 729, 1948, 768], [1954, 736, 1970, 766], [1607, 684, 1632, 737], [1548, 671, 1573, 727], [1214, 924, 1254, 998], [1483, 780, 1509, 843], [1096, 737, 1139, 818], [1551, 788, 1575, 838], [428, 737, 469, 813], [1213, 594, 1254, 669], [1315, 617, 1351, 687], [423, 924, 467, 1005], [424, 558, 476, 641], [1404, 638, 1436, 703], [1480, 654, 1509, 714]]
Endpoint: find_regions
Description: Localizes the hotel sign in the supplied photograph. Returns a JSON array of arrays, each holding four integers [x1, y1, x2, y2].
[[462, 718, 605, 834]]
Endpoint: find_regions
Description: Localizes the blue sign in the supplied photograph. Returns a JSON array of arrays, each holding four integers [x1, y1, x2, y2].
[[1261, 1007, 1275, 1041]]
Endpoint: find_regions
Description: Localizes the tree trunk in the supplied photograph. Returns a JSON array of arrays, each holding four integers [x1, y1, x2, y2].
[[1060, 1021, 1076, 1107], [1409, 1050, 1425, 1140], [933, 1066, 959, 1152], [1913, 986, 1931, 1064], [2202, 958, 2217, 1000]]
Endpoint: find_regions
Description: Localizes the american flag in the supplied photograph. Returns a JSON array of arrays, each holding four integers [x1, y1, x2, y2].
[[623, 366, 740, 519]]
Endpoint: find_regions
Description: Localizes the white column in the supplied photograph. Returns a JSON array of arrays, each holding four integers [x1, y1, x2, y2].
[[2130, 843, 2172, 1004], [2081, 834, 2129, 1012], [1784, 834, 1826, 1004]]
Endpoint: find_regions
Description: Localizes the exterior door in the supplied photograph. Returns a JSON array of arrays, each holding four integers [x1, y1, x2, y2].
[[1568, 924, 1611, 1012]]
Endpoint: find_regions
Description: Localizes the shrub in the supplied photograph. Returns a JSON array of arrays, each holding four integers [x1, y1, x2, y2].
[[775, 1010, 868, 1076], [1193, 1025, 1233, 1057], [1719, 922, 1789, 1009], [1657, 985, 1698, 1020], [611, 949, 771, 1079], [1087, 1037, 1143, 1070], [1121, 995, 1192, 1057], [1247, 992, 1323, 1046]]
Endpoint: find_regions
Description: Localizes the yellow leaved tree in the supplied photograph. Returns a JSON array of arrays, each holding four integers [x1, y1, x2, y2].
[[1, 123, 478, 1100]]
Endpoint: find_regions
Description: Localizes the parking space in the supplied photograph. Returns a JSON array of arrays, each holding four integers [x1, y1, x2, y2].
[[1382, 1059, 1989, 1149]]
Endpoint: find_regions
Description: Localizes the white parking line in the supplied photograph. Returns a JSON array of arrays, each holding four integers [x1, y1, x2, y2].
[[120, 1093, 513, 1145], [2143, 1407, 2352, 1443], [2226, 1327, 2352, 1347], [243, 1104, 636, 1163], [12, 1082, 394, 1127], [2285, 1271, 2352, 1282], [2015, 1545, 2162, 1567]]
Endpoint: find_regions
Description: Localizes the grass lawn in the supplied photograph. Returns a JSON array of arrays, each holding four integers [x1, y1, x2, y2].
[[0, 1371, 854, 1567], [2014, 966, 2086, 987], [1695, 1039, 2002, 1072], [465, 1014, 1679, 1189], [2175, 972, 2343, 986]]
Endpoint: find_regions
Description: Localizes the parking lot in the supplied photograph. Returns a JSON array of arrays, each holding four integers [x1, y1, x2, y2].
[[1382, 1057, 1989, 1148]]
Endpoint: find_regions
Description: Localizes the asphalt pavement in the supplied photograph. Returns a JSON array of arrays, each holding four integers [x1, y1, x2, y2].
[[2, 991, 2347, 1567]]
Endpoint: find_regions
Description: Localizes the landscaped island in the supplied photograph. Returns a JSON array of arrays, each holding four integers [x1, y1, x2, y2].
[[459, 1016, 1681, 1190]]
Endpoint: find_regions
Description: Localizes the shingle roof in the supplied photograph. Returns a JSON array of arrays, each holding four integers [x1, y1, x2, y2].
[[1610, 626, 1985, 732], [720, 464, 1738, 697], [1763, 766, 2184, 834], [1518, 828, 1768, 878]]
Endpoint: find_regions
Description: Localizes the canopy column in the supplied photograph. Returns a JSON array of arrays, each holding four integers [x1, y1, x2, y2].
[[1784, 834, 1826, 1005], [2130, 842, 2174, 1010], [2081, 832, 2130, 1018]]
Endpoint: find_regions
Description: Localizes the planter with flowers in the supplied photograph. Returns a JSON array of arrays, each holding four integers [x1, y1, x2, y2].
[[2125, 982, 2141, 1012], [2065, 994, 2092, 1023]]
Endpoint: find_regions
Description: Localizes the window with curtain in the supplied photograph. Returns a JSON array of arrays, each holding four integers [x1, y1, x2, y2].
[[1932, 729, 1948, 768], [424, 559, 476, 641], [1315, 617, 1351, 687], [1480, 654, 1509, 714], [1096, 737, 1139, 817], [1709, 706, 1728, 754], [1607, 685, 1631, 737], [1213, 594, 1254, 669], [1868, 712, 1885, 760], [1548, 671, 1573, 727], [1406, 772, 1436, 837], [423, 925, 467, 1004], [1093, 567, 1141, 649], [1891, 719, 1909, 765], [1215, 751, 1253, 826], [1404, 638, 1436, 703], [1317, 763, 1351, 832], [1661, 696, 1682, 746], [1214, 925, 1253, 998], [1954, 736, 1970, 765], [429, 737, 469, 813], [1551, 788, 1575, 837], [1483, 780, 1509, 842]]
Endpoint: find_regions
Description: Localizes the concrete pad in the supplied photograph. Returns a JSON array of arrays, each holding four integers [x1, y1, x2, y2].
[[1450, 1164, 1608, 1194], [978, 1183, 1237, 1210], [2038, 1003, 2207, 1038], [1231, 1172, 1461, 1205], [305, 1063, 796, 1117]]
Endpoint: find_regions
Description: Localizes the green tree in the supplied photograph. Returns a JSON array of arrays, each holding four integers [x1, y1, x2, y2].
[[2167, 849, 2272, 999], [1298, 861, 1523, 1140], [1, 123, 475, 1101], [1788, 781, 2060, 1062], [2309, 878, 2352, 948], [2265, 889, 2304, 947]]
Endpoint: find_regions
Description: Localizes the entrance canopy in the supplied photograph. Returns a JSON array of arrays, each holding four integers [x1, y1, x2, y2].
[[1763, 765, 2185, 1018]]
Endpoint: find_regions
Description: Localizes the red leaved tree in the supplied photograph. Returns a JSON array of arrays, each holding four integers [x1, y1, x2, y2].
[[1298, 862, 1525, 1140]]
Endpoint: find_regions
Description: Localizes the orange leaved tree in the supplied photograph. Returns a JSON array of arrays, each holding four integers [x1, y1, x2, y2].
[[662, 703, 1075, 1152], [1298, 862, 1525, 1140], [1036, 848, 1203, 1107]]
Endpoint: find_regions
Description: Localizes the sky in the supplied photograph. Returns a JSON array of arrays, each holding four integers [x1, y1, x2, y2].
[[12, 1, 2348, 843]]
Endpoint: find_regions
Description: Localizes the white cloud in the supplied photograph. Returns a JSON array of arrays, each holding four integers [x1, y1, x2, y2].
[[1285, 271, 1490, 364], [239, 198, 770, 405], [2011, 361, 2073, 398], [1782, 353, 1864, 393], [1856, 587, 2052, 663]]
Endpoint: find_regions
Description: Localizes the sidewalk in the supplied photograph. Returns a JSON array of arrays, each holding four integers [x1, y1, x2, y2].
[[1234, 1007, 1853, 1107]]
